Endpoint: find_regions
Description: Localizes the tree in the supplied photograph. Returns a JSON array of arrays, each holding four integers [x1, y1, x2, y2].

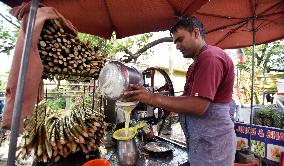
[[122, 36, 172, 63], [0, 79, 6, 91], [0, 21, 18, 55], [78, 32, 172, 63], [0, 3, 19, 55], [236, 39, 284, 104], [266, 40, 284, 71], [238, 40, 284, 73]]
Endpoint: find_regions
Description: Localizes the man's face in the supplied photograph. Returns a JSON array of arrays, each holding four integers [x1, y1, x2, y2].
[[172, 27, 198, 59]]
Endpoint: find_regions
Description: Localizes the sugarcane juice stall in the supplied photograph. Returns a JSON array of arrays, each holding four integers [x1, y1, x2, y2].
[[3, 2, 188, 166], [98, 62, 189, 166]]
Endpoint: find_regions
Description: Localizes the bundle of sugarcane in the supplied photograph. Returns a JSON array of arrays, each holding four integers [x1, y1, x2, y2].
[[18, 101, 105, 163], [37, 19, 106, 82]]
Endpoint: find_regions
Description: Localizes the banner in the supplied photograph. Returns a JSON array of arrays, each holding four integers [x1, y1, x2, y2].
[[235, 122, 284, 163]]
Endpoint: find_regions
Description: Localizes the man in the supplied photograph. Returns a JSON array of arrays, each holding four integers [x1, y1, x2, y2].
[[124, 16, 236, 166]]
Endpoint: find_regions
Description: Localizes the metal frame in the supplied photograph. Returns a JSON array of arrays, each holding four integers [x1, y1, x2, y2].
[[248, 0, 257, 150]]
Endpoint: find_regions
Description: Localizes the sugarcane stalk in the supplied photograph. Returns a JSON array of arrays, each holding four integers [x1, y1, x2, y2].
[[37, 123, 43, 157], [56, 128, 63, 150], [70, 113, 88, 137], [52, 148, 58, 157], [73, 111, 87, 131], [54, 156, 60, 162], [93, 122, 102, 128], [58, 146, 64, 156], [86, 144, 92, 152], [85, 120, 98, 132], [50, 121, 57, 147], [76, 146, 81, 152], [79, 144, 87, 153], [45, 136, 52, 159], [90, 143, 98, 150], [42, 154, 48, 163], [63, 146, 69, 157], [67, 117, 85, 143], [63, 117, 78, 144], [38, 19, 106, 82], [18, 148, 26, 160], [89, 137, 96, 145], [59, 119, 66, 145], [46, 117, 57, 139], [41, 125, 47, 159], [87, 132, 94, 138]]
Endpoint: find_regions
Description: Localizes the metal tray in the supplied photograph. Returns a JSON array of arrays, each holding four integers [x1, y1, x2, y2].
[[144, 141, 174, 153]]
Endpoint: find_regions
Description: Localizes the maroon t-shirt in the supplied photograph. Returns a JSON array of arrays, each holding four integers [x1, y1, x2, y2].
[[183, 45, 234, 103]]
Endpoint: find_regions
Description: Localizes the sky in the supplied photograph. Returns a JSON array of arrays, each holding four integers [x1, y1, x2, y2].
[[0, 2, 18, 74]]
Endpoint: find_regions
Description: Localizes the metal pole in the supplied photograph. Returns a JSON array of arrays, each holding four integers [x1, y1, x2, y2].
[[7, 0, 39, 165], [262, 69, 267, 105], [248, 2, 257, 150], [236, 67, 239, 87]]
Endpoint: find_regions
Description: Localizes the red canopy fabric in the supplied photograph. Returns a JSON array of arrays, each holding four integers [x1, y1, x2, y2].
[[2, 0, 208, 39], [194, 0, 284, 49]]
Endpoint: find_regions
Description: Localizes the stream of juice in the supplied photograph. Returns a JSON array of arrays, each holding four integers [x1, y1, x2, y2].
[[116, 101, 137, 136]]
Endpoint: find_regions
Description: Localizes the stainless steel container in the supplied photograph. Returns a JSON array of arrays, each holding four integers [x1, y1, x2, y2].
[[98, 61, 143, 100], [117, 138, 139, 166]]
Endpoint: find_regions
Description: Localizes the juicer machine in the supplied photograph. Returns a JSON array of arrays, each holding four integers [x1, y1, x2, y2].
[[98, 61, 175, 135]]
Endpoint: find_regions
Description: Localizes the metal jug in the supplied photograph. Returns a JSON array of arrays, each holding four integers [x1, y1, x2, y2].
[[117, 138, 139, 166], [98, 61, 143, 100]]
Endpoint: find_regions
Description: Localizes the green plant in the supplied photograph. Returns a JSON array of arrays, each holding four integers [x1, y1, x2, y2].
[[254, 105, 283, 128], [253, 111, 263, 125], [0, 79, 6, 91], [46, 98, 66, 113], [261, 107, 273, 127], [280, 115, 284, 129], [271, 110, 282, 128]]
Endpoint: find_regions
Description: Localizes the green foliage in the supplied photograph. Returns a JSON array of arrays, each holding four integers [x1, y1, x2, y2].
[[0, 2, 19, 55], [46, 98, 66, 111], [45, 87, 67, 112], [0, 79, 7, 91], [78, 32, 153, 60], [253, 105, 283, 128], [239, 40, 284, 73], [236, 40, 284, 104], [71, 95, 94, 110], [78, 33, 118, 57], [0, 20, 18, 55], [267, 40, 284, 70]]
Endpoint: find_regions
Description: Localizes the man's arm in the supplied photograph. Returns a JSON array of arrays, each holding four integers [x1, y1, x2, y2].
[[124, 84, 210, 116]]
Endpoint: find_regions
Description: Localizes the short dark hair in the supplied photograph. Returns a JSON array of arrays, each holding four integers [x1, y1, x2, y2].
[[170, 16, 206, 40]]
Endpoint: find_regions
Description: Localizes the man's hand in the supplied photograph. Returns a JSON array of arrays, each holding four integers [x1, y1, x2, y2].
[[124, 84, 210, 115], [123, 84, 154, 105]]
